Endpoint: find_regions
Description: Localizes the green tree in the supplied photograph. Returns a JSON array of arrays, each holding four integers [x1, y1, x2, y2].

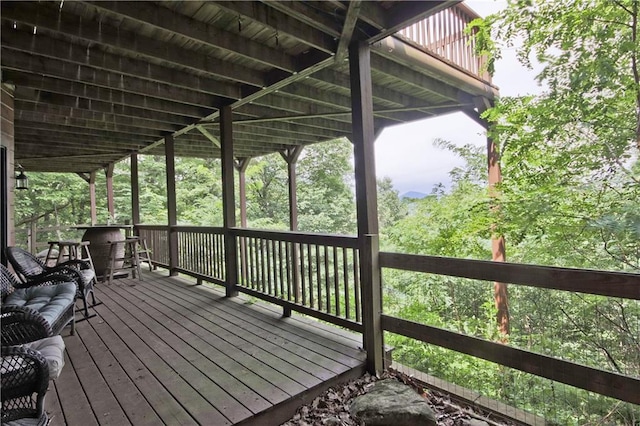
[[476, 0, 640, 271], [377, 176, 407, 237], [297, 139, 356, 234]]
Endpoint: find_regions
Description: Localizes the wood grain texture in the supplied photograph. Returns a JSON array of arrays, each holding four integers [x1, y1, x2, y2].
[[47, 271, 366, 425]]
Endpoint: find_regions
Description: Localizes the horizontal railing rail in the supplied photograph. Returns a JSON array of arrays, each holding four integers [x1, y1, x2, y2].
[[379, 251, 640, 405], [397, 3, 490, 82], [381, 252, 640, 299]]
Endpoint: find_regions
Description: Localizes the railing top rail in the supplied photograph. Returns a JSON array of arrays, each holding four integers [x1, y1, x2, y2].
[[380, 252, 640, 300], [173, 225, 225, 233], [135, 224, 169, 231], [231, 227, 359, 248]]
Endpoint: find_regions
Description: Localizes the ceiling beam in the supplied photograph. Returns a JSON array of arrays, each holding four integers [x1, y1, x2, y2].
[[1, 2, 265, 87], [370, 54, 460, 102], [85, 1, 296, 72], [15, 101, 180, 133], [213, 1, 337, 53], [15, 120, 161, 140], [335, 1, 362, 63], [9, 73, 213, 118], [14, 90, 196, 126], [1, 27, 242, 99], [2, 58, 226, 108]]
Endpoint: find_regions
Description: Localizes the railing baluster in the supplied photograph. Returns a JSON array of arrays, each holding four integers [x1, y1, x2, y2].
[[315, 244, 322, 311], [266, 238, 272, 295], [333, 246, 340, 317], [285, 241, 292, 301], [353, 247, 361, 323], [343, 247, 350, 320], [324, 245, 331, 313], [299, 243, 306, 305], [307, 243, 314, 309]]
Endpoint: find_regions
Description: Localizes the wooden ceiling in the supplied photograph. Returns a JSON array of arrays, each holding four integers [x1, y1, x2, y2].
[[1, 0, 498, 174]]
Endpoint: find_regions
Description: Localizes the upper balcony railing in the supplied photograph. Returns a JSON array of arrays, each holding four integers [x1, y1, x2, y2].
[[397, 3, 491, 82]]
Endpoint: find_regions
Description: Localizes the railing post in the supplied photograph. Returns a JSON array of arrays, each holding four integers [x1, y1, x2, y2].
[[221, 105, 238, 297], [350, 41, 384, 374], [165, 135, 179, 276], [29, 220, 37, 254], [361, 234, 384, 373]]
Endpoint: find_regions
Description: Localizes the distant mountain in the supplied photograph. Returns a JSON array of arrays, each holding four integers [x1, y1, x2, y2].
[[400, 191, 427, 200]]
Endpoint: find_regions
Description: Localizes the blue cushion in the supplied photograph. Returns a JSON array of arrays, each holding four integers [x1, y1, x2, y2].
[[21, 335, 66, 379], [4, 282, 76, 326]]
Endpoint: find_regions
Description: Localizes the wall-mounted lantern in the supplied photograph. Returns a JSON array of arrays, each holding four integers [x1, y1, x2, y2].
[[15, 165, 28, 190]]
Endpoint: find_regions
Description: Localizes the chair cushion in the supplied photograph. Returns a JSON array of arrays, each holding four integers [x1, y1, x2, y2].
[[21, 335, 65, 379], [78, 269, 95, 284], [3, 413, 47, 426], [4, 283, 76, 327]]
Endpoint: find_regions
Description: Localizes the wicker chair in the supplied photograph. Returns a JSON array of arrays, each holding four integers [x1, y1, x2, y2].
[[6, 247, 100, 321], [1, 335, 66, 426], [1, 264, 76, 344]]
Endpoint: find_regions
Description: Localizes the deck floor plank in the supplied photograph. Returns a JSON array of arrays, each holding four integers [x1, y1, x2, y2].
[[114, 281, 326, 391], [98, 292, 232, 424], [165, 275, 365, 358], [110, 282, 293, 405], [50, 350, 99, 426], [104, 282, 272, 418], [45, 271, 366, 425], [85, 306, 196, 425], [124, 279, 342, 380], [77, 315, 164, 425], [137, 278, 363, 372]]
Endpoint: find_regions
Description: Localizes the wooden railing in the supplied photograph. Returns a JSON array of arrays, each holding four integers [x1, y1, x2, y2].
[[132, 224, 638, 409], [137, 225, 170, 268], [232, 228, 362, 332], [134, 225, 362, 331], [397, 3, 490, 81], [379, 252, 640, 405], [175, 226, 225, 283]]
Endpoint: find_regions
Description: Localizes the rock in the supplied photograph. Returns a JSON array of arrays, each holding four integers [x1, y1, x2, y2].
[[349, 379, 436, 426]]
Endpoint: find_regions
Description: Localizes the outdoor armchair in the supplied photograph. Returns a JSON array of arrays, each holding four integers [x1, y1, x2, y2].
[[6, 246, 99, 320], [1, 335, 66, 426], [1, 264, 76, 343]]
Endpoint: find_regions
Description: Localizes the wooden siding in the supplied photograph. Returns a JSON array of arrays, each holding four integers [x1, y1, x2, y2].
[[47, 271, 366, 425]]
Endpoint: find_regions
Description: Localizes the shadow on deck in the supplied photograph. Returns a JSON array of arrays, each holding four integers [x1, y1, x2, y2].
[[47, 270, 367, 425]]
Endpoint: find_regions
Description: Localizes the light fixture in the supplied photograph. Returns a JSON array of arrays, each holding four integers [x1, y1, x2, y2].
[[15, 165, 28, 190]]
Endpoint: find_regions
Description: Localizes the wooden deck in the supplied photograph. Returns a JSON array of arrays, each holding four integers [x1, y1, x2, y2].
[[45, 271, 367, 425]]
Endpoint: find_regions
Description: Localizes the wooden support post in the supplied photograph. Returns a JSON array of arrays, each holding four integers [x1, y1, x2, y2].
[[349, 41, 384, 374], [235, 158, 251, 228], [280, 146, 304, 317], [105, 163, 115, 221], [89, 171, 97, 226], [131, 152, 140, 227], [221, 105, 238, 297], [29, 220, 37, 254], [235, 157, 250, 288], [165, 135, 179, 276]]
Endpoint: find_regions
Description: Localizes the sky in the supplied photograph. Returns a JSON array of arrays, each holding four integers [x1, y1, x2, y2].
[[374, 0, 543, 195]]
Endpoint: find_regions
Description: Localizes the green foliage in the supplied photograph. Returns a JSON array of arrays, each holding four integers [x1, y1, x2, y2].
[[382, 1, 640, 423], [385, 141, 493, 258], [297, 139, 356, 235], [481, 0, 640, 271]]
